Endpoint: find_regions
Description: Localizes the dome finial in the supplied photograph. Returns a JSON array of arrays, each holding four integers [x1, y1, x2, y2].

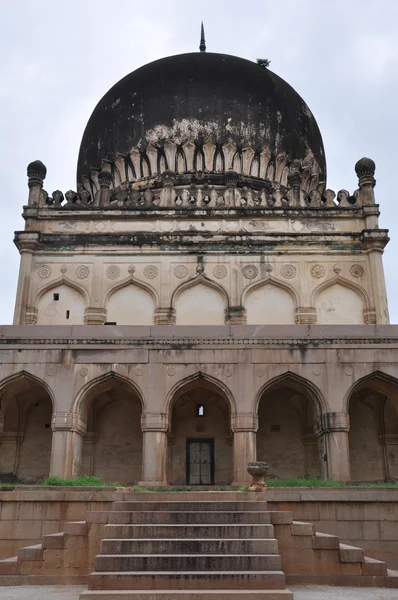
[[199, 22, 206, 52]]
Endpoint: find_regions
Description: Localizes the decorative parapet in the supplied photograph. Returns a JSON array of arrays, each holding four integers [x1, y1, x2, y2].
[[23, 158, 379, 214]]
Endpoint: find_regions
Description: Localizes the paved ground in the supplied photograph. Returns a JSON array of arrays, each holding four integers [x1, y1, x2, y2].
[[1, 586, 398, 599]]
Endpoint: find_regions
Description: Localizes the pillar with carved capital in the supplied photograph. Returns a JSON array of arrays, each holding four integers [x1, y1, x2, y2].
[[232, 413, 257, 486], [319, 412, 351, 482], [50, 412, 86, 479], [139, 412, 168, 486]]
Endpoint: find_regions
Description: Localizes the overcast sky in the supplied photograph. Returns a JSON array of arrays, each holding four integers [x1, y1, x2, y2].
[[0, 0, 397, 323]]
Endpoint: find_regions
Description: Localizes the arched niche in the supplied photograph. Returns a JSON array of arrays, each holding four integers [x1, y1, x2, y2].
[[175, 281, 227, 325], [37, 283, 85, 325], [347, 373, 398, 481], [106, 283, 155, 325], [168, 376, 233, 485], [316, 282, 364, 324], [0, 373, 53, 481], [78, 375, 143, 483], [256, 374, 323, 478], [245, 282, 296, 325]]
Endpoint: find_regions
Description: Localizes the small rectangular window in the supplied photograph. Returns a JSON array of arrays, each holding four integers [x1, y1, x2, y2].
[[271, 424, 281, 433], [66, 310, 70, 319], [197, 404, 205, 417], [53, 293, 59, 301]]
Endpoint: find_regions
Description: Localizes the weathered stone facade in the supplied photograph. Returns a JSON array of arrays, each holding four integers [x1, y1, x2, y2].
[[2, 51, 396, 484]]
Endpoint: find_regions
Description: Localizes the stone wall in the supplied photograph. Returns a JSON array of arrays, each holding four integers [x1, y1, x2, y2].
[[0, 488, 397, 570], [268, 488, 398, 570]]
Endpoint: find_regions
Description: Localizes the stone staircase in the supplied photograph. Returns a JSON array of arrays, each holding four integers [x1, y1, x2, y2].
[[80, 498, 293, 599], [0, 491, 397, 593]]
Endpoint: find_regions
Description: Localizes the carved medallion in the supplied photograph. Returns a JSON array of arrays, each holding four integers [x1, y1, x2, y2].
[[212, 265, 227, 280], [265, 264, 273, 273], [128, 264, 136, 275], [242, 265, 258, 279], [46, 364, 56, 376], [143, 265, 158, 279], [311, 265, 325, 279], [38, 265, 52, 279], [76, 265, 89, 279], [333, 264, 342, 275], [106, 265, 121, 280], [281, 264, 296, 279], [79, 366, 89, 377], [350, 264, 364, 278], [60, 264, 68, 274], [167, 367, 176, 376], [174, 265, 189, 279], [135, 367, 144, 376]]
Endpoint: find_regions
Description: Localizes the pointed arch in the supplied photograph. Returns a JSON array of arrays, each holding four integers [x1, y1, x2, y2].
[[253, 371, 326, 416], [0, 370, 55, 413], [343, 370, 398, 414], [103, 275, 159, 307], [171, 274, 229, 309], [311, 273, 371, 324], [165, 371, 236, 423], [73, 370, 146, 424], [311, 274, 370, 307], [241, 274, 299, 306], [35, 276, 89, 305]]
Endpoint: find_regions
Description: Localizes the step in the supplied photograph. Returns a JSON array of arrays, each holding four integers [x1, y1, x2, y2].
[[112, 501, 268, 512], [94, 554, 282, 572], [0, 557, 19, 575], [80, 590, 294, 600], [88, 571, 287, 590], [106, 511, 272, 525], [362, 556, 387, 576], [339, 543, 364, 563], [100, 538, 279, 555], [103, 524, 275, 539]]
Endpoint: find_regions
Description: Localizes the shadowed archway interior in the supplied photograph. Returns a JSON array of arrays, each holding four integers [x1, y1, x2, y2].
[[79, 377, 143, 483], [348, 374, 398, 481], [0, 375, 53, 482], [257, 380, 321, 478], [168, 379, 233, 485]]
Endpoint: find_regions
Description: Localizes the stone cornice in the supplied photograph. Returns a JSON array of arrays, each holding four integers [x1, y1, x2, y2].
[[0, 336, 397, 348]]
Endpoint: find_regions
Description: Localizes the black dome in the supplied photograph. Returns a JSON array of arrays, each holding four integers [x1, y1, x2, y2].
[[77, 52, 326, 183]]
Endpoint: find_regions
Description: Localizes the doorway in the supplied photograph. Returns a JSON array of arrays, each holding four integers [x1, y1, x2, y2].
[[186, 439, 214, 485]]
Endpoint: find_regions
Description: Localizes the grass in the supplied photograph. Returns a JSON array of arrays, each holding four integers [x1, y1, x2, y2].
[[42, 474, 122, 487], [1, 475, 398, 490]]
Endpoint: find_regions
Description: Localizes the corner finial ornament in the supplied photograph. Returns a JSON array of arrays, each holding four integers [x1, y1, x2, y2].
[[199, 22, 206, 52]]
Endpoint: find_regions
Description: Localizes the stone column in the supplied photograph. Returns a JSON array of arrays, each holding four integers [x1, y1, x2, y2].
[[50, 412, 86, 479], [232, 413, 257, 486], [13, 232, 40, 325], [319, 412, 351, 482], [139, 413, 168, 486], [362, 231, 390, 324]]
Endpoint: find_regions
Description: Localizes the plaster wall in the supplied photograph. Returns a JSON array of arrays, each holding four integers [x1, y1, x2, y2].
[[37, 285, 85, 325], [246, 284, 295, 325], [175, 283, 226, 325], [106, 285, 155, 325], [316, 283, 364, 324]]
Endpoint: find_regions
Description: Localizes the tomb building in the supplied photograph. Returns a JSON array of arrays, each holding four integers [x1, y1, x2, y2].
[[1, 43, 397, 486]]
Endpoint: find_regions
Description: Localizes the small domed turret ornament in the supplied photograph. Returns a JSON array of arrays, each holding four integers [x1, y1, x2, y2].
[[27, 160, 47, 206], [98, 170, 113, 189], [355, 157, 376, 186], [27, 160, 47, 183]]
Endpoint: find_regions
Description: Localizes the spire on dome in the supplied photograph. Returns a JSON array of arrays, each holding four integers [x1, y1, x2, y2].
[[199, 22, 206, 52]]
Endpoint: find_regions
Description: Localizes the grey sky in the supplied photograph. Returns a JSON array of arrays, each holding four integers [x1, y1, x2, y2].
[[0, 0, 397, 322]]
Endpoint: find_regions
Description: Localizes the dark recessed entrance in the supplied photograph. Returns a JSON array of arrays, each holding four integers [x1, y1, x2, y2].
[[186, 439, 214, 485]]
